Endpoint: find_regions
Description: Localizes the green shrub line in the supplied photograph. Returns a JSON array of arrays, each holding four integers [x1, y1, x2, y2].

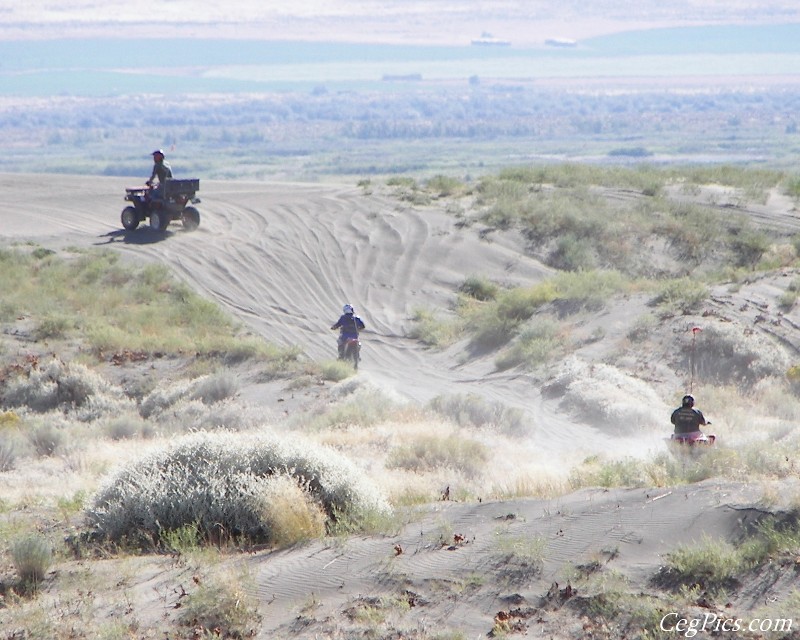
[[0, 247, 299, 363], [660, 511, 800, 594]]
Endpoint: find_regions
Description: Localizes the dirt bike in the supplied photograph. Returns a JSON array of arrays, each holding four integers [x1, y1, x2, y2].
[[120, 178, 201, 232], [340, 337, 361, 370]]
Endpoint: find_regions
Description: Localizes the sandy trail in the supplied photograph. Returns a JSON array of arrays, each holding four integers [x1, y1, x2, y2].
[[1, 173, 653, 460]]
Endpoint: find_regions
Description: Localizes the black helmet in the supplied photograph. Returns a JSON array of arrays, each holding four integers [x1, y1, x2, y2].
[[682, 394, 694, 407], [151, 149, 165, 157]]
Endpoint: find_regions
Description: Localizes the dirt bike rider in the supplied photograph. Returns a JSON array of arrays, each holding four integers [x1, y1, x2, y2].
[[331, 304, 365, 359], [670, 394, 708, 437], [145, 149, 173, 201]]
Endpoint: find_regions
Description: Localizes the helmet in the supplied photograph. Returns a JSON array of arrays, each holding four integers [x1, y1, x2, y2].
[[343, 304, 354, 314], [682, 395, 694, 407], [151, 149, 165, 157]]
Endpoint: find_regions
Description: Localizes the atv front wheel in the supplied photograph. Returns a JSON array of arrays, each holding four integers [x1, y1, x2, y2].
[[121, 206, 139, 231], [149, 210, 170, 232], [182, 206, 200, 231]]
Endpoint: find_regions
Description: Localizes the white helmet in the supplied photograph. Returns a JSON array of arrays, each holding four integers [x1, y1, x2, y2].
[[343, 304, 354, 314]]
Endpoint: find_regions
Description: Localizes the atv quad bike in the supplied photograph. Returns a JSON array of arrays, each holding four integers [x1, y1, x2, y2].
[[121, 178, 201, 232]]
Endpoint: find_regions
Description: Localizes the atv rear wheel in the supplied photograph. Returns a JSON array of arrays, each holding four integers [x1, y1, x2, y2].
[[149, 210, 170, 232], [121, 206, 139, 230], [182, 206, 200, 231]]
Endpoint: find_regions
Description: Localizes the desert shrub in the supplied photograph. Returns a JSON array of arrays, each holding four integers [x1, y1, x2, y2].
[[138, 376, 196, 418], [426, 174, 464, 197], [729, 228, 770, 268], [657, 203, 722, 265], [0, 434, 17, 471], [495, 317, 564, 371], [85, 430, 390, 545], [468, 283, 557, 349], [777, 290, 797, 313], [178, 571, 261, 639], [652, 278, 709, 314], [688, 322, 791, 388], [33, 314, 72, 340], [459, 276, 498, 301], [320, 359, 356, 381], [408, 307, 463, 347], [552, 270, 630, 307], [10, 533, 53, 586], [491, 532, 546, 585], [27, 422, 64, 457], [301, 385, 402, 431], [386, 434, 489, 477], [569, 456, 649, 489], [659, 535, 750, 593], [191, 372, 239, 404], [627, 313, 657, 342], [545, 357, 668, 434], [105, 415, 146, 441], [427, 393, 527, 435], [548, 233, 597, 271], [788, 365, 800, 395], [1, 358, 132, 421]]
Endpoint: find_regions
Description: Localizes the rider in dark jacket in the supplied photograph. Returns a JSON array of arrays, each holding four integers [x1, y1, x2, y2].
[[331, 304, 365, 359], [670, 394, 707, 435], [146, 149, 173, 200]]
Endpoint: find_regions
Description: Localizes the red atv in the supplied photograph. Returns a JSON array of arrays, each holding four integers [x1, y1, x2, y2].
[[669, 428, 716, 448], [121, 178, 201, 232]]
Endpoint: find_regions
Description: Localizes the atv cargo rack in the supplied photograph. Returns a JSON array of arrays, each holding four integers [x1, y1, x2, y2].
[[163, 178, 200, 199]]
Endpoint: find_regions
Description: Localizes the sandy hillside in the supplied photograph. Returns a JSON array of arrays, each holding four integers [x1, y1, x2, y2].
[[2, 172, 800, 639]]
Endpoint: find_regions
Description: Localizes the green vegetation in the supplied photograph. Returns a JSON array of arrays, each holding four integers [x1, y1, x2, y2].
[[10, 533, 53, 589], [660, 512, 800, 593], [0, 248, 299, 363]]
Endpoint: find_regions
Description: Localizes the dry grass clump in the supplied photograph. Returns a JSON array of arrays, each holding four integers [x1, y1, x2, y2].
[[178, 570, 261, 639], [85, 430, 390, 546], [386, 433, 489, 478], [9, 532, 53, 588]]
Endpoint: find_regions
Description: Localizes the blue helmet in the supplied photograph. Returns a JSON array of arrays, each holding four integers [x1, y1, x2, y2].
[[343, 304, 354, 314]]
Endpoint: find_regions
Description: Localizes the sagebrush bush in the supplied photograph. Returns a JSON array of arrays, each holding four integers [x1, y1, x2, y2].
[[27, 422, 64, 457], [427, 393, 528, 435], [10, 533, 53, 585], [191, 372, 239, 404], [1, 358, 134, 421], [85, 430, 390, 545], [687, 322, 791, 388]]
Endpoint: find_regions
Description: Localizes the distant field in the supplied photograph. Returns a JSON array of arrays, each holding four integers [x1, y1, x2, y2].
[[2, 24, 800, 96]]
